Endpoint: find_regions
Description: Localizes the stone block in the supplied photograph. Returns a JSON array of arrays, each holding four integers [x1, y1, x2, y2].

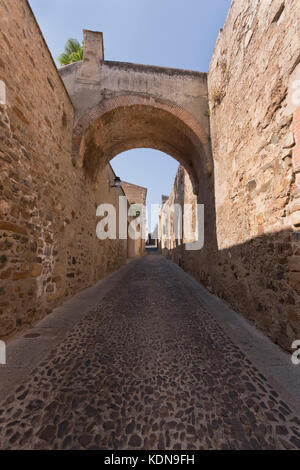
[[282, 148, 292, 160], [288, 256, 300, 272], [293, 150, 300, 172], [13, 272, 28, 281], [289, 199, 300, 214], [282, 132, 295, 149], [0, 269, 12, 280], [0, 200, 9, 216], [47, 290, 65, 302], [291, 211, 300, 227], [289, 273, 300, 293], [31, 264, 43, 278], [0, 221, 27, 235], [53, 265, 65, 276], [0, 80, 6, 105]]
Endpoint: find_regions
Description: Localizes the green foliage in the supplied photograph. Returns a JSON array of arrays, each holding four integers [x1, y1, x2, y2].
[[57, 38, 83, 67]]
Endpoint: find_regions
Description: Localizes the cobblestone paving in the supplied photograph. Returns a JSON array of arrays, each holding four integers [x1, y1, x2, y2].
[[0, 254, 299, 450]]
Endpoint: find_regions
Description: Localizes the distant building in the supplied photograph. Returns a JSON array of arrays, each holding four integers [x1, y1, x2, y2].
[[121, 181, 147, 259]]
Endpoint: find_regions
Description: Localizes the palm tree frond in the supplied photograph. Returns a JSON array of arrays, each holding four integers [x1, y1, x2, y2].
[[57, 38, 83, 67]]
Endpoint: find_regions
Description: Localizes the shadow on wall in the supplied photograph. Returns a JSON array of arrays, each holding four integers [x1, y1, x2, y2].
[[163, 228, 300, 353]]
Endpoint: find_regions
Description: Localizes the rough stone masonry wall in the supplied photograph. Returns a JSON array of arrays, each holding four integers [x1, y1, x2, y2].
[[160, 0, 300, 351], [158, 166, 198, 255], [207, 0, 300, 351], [121, 181, 147, 259], [159, 166, 213, 286], [0, 0, 127, 339]]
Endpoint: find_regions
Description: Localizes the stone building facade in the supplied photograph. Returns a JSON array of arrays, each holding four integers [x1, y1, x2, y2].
[[121, 181, 147, 259], [0, 0, 130, 339], [158, 167, 197, 259], [207, 0, 300, 350], [159, 0, 300, 351]]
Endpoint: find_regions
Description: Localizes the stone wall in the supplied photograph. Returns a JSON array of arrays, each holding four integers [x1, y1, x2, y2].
[[208, 0, 300, 350], [121, 182, 147, 207], [0, 0, 127, 339], [158, 166, 212, 285], [161, 0, 300, 351], [158, 166, 197, 253]]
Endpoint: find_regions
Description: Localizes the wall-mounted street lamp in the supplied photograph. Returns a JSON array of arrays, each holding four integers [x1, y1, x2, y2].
[[110, 176, 121, 188]]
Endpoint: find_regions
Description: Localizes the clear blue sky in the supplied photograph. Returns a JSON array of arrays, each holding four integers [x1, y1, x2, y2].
[[29, 0, 231, 232]]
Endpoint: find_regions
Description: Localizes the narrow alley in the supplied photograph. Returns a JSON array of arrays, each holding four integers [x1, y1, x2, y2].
[[0, 253, 299, 450]]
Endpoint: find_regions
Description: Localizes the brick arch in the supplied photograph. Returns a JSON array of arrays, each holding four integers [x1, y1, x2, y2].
[[72, 94, 212, 194]]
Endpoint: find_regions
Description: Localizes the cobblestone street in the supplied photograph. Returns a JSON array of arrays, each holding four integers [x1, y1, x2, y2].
[[0, 253, 299, 450]]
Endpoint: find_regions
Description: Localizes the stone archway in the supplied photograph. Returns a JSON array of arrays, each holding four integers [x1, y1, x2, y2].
[[59, 30, 212, 193], [59, 29, 218, 306], [71, 94, 211, 194]]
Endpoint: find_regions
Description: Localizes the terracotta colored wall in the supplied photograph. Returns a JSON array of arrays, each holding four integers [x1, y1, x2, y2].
[[160, 0, 300, 351], [0, 0, 127, 339]]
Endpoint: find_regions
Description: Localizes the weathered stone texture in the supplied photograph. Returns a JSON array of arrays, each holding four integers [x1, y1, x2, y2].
[[159, 166, 197, 252], [0, 0, 127, 339], [59, 28, 215, 306], [207, 0, 300, 350], [121, 181, 147, 259], [121, 182, 147, 207], [160, 0, 300, 351], [158, 166, 213, 289], [59, 36, 211, 191]]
